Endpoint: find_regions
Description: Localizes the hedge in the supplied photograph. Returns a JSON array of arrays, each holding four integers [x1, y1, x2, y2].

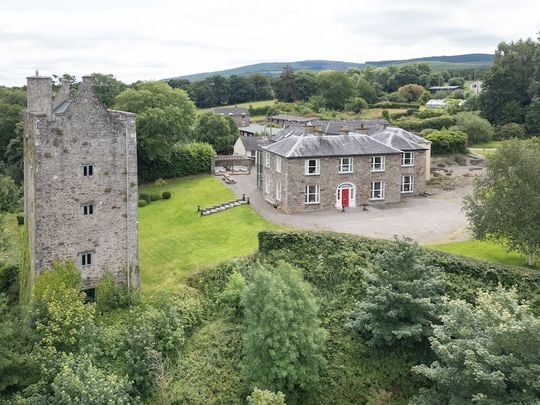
[[424, 129, 468, 154], [138, 142, 216, 182], [372, 101, 420, 109], [257, 231, 540, 308], [394, 115, 456, 132]]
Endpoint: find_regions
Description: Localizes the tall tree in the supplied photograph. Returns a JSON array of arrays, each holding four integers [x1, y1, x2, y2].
[[412, 288, 540, 404], [242, 263, 327, 398], [316, 71, 353, 110], [195, 112, 237, 155], [463, 138, 540, 266], [90, 73, 127, 108], [228, 75, 255, 105], [347, 239, 444, 347], [273, 66, 298, 103], [249, 74, 274, 101], [114, 82, 196, 165], [479, 38, 540, 124]]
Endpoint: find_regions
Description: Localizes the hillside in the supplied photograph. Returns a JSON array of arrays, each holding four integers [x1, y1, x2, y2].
[[172, 53, 493, 81]]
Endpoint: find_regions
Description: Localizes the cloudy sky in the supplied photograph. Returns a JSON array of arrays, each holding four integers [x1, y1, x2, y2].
[[1, 0, 539, 86]]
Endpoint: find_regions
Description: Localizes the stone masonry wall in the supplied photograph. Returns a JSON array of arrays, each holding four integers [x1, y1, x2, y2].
[[261, 149, 427, 214], [24, 77, 139, 290]]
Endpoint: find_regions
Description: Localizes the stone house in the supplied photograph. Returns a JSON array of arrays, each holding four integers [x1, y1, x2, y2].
[[211, 106, 250, 127], [23, 74, 139, 296], [257, 126, 429, 214]]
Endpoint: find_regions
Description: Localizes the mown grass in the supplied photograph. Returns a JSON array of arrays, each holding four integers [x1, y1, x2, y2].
[[0, 213, 22, 265], [469, 140, 503, 149], [198, 99, 276, 114], [429, 240, 528, 268], [138, 175, 282, 292]]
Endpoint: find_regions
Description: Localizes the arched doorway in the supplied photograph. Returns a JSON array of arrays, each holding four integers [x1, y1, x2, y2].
[[336, 183, 356, 209]]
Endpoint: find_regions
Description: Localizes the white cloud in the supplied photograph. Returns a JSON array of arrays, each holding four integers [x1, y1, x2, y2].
[[0, 0, 539, 86]]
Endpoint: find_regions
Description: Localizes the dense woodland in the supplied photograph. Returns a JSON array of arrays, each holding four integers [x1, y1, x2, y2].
[[0, 35, 540, 404]]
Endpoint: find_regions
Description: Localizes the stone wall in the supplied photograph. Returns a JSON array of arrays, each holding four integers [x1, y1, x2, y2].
[[262, 149, 427, 214], [24, 76, 139, 290]]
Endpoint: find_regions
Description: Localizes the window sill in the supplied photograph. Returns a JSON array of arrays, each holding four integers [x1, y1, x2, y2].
[[304, 173, 320, 176], [370, 169, 385, 172], [369, 198, 385, 201], [304, 202, 320, 205], [338, 171, 353, 174], [401, 191, 414, 194], [401, 164, 415, 167]]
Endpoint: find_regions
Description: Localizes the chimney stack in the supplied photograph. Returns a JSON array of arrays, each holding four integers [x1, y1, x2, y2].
[[27, 74, 52, 116]]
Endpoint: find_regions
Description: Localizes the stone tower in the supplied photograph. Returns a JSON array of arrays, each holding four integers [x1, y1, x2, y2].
[[23, 74, 139, 294]]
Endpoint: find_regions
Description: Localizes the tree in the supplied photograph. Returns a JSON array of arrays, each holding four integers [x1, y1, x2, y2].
[[344, 97, 368, 113], [114, 82, 196, 166], [242, 263, 327, 396], [494, 123, 526, 140], [479, 38, 540, 124], [0, 87, 25, 182], [0, 174, 21, 212], [412, 288, 540, 404], [250, 74, 274, 101], [397, 84, 425, 102], [294, 71, 318, 101], [453, 112, 494, 144], [526, 96, 540, 133], [247, 388, 286, 405], [316, 71, 353, 110], [228, 75, 255, 104], [195, 112, 237, 154], [90, 73, 127, 108], [463, 138, 540, 267], [274, 66, 298, 103], [347, 239, 444, 347]]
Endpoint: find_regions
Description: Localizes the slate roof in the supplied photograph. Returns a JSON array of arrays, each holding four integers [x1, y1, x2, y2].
[[370, 127, 429, 151], [269, 119, 389, 142], [211, 107, 249, 116], [53, 100, 72, 114], [239, 136, 269, 152], [262, 132, 402, 158]]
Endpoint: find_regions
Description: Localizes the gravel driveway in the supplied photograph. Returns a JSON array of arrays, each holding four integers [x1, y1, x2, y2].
[[224, 167, 481, 245]]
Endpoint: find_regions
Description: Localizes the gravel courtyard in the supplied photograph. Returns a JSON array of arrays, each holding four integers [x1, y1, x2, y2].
[[224, 164, 483, 245]]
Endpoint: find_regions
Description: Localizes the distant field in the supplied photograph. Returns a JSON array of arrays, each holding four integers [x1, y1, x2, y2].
[[138, 175, 282, 292], [429, 240, 529, 268], [198, 99, 276, 114]]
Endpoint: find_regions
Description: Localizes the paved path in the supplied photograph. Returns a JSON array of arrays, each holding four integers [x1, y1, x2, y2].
[[224, 169, 480, 245]]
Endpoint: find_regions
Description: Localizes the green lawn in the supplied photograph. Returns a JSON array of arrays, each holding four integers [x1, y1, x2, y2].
[[469, 140, 503, 149], [138, 175, 281, 292], [198, 99, 276, 114], [429, 240, 528, 268], [0, 213, 22, 265]]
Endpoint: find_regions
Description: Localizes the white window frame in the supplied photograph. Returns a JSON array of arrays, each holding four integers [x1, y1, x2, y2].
[[264, 175, 270, 194], [339, 157, 353, 173], [81, 252, 93, 267], [83, 164, 94, 177], [370, 181, 385, 200], [401, 175, 414, 193], [370, 156, 385, 172], [304, 185, 320, 204], [276, 182, 282, 201], [305, 159, 320, 175], [401, 152, 414, 167], [82, 203, 94, 216], [265, 152, 270, 168], [276, 156, 282, 173]]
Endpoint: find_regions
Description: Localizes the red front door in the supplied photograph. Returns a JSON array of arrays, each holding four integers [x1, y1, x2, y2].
[[342, 188, 349, 208]]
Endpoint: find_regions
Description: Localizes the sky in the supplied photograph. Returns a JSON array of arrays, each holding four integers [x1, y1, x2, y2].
[[1, 0, 539, 86]]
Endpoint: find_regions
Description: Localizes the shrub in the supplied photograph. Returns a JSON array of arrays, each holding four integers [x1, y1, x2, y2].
[[150, 193, 162, 201], [424, 129, 468, 154], [153, 178, 167, 187], [397, 84, 426, 102], [138, 200, 148, 208], [453, 112, 494, 144], [373, 101, 420, 109], [394, 115, 455, 132], [16, 215, 24, 226], [96, 272, 138, 313], [495, 123, 526, 140], [0, 174, 21, 213], [139, 193, 151, 204], [247, 388, 286, 405], [344, 97, 368, 113], [415, 109, 445, 119], [162, 191, 171, 200]]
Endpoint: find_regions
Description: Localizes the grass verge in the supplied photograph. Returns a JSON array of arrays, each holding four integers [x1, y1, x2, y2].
[[429, 240, 528, 268]]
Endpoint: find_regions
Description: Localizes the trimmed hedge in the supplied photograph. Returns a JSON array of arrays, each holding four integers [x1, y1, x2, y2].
[[138, 200, 148, 208], [372, 101, 420, 109], [162, 191, 171, 200], [394, 115, 456, 132], [257, 231, 540, 308], [139, 142, 216, 182], [425, 129, 468, 155]]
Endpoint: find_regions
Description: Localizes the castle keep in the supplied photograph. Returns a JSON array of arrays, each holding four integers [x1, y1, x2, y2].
[[23, 74, 139, 292]]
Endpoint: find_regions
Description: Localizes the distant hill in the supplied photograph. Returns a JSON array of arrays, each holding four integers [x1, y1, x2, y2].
[[171, 54, 493, 81]]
